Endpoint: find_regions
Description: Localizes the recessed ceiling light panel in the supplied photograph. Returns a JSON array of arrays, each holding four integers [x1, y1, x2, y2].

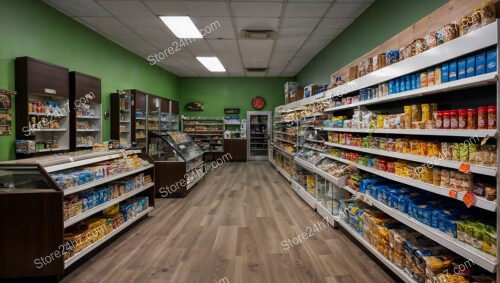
[[196, 57, 226, 72], [159, 16, 203, 38]]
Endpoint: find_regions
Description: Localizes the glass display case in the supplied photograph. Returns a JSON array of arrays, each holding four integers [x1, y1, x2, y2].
[[247, 111, 271, 160], [0, 149, 155, 279], [149, 132, 206, 197]]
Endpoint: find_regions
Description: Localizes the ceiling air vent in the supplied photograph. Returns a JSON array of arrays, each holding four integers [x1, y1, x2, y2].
[[241, 30, 275, 39], [246, 67, 268, 72]]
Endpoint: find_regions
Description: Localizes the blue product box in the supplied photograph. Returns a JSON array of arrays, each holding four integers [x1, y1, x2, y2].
[[395, 79, 400, 93], [449, 61, 457, 81], [487, 48, 497, 73], [411, 74, 416, 89], [466, 56, 475, 78], [476, 52, 486, 75], [416, 74, 421, 89], [389, 80, 395, 94], [399, 77, 405, 92], [405, 75, 411, 90], [442, 63, 449, 83], [457, 58, 466, 79]]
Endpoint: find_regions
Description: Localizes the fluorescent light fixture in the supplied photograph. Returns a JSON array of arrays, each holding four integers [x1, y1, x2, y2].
[[159, 16, 203, 38], [196, 57, 226, 72]]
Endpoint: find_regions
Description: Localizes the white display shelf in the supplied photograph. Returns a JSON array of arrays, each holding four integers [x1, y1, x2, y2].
[[302, 145, 325, 152], [360, 193, 497, 272], [321, 154, 496, 211], [316, 204, 336, 227], [45, 151, 131, 173], [305, 139, 325, 143], [274, 131, 297, 136], [317, 127, 496, 138], [334, 218, 418, 283], [31, 128, 67, 132], [294, 157, 317, 172], [291, 179, 316, 209], [274, 137, 296, 144], [315, 169, 349, 187], [273, 145, 296, 157], [28, 112, 67, 118], [76, 145, 92, 148], [77, 116, 100, 119], [76, 129, 100, 132], [324, 142, 497, 176], [301, 113, 324, 118], [324, 22, 497, 98], [62, 165, 154, 196], [33, 147, 69, 153], [277, 167, 292, 182], [324, 72, 498, 113], [64, 206, 153, 269], [64, 183, 154, 228]]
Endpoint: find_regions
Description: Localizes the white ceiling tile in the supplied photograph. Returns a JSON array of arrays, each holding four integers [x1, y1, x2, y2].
[[43, 0, 111, 17], [311, 28, 342, 36], [234, 17, 279, 30], [284, 2, 331, 18], [279, 27, 314, 37], [191, 17, 234, 39], [281, 17, 321, 29], [184, 1, 230, 16], [142, 1, 186, 16], [185, 40, 215, 56], [316, 17, 354, 30], [325, 2, 372, 18], [207, 39, 238, 53], [246, 71, 266, 77], [230, 2, 283, 17], [97, 1, 154, 16], [288, 0, 333, 2]]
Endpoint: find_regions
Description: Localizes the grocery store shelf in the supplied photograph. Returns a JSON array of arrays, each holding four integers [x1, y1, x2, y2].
[[273, 145, 295, 157], [294, 157, 317, 172], [317, 127, 497, 138], [274, 137, 296, 144], [291, 179, 316, 209], [64, 183, 154, 228], [315, 169, 349, 187], [324, 142, 497, 176], [64, 206, 153, 269], [45, 151, 139, 172], [324, 72, 498, 112], [31, 128, 67, 132], [76, 129, 100, 132], [277, 167, 292, 182], [28, 112, 66, 117], [335, 218, 418, 283], [33, 147, 69, 153], [316, 204, 336, 227], [302, 145, 325, 152], [301, 113, 324, 118], [305, 139, 325, 143], [321, 154, 496, 211], [363, 194, 497, 272], [274, 131, 297, 136], [63, 165, 154, 195], [77, 116, 100, 119], [323, 22, 497, 98]]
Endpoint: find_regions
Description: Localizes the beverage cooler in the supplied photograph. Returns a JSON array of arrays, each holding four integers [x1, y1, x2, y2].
[[247, 111, 271, 161]]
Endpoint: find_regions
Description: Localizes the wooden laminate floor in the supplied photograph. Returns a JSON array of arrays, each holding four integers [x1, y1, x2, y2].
[[61, 162, 396, 283]]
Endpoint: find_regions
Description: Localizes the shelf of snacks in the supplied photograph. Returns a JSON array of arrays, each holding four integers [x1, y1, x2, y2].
[[0, 149, 155, 277], [320, 152, 496, 212], [324, 141, 496, 177], [317, 127, 496, 138], [352, 188, 497, 272], [110, 91, 132, 148], [182, 116, 224, 153], [64, 206, 153, 268]]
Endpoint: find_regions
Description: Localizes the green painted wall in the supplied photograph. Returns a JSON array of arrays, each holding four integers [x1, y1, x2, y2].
[[179, 77, 291, 118], [0, 0, 179, 161], [296, 0, 448, 85]]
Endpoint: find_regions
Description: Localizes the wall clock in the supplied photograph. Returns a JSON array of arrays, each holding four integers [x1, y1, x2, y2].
[[252, 96, 265, 110]]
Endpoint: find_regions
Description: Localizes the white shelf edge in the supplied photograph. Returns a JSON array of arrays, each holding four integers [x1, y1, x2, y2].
[[63, 165, 154, 195], [335, 218, 418, 283], [46, 153, 123, 173], [64, 206, 153, 268], [363, 193, 497, 272], [31, 128, 67, 132], [324, 142, 497, 176], [64, 183, 154, 228], [321, 154, 496, 211], [315, 168, 349, 187], [317, 127, 497, 138], [273, 145, 296, 157], [76, 129, 100, 132], [324, 72, 498, 112], [277, 167, 292, 182]]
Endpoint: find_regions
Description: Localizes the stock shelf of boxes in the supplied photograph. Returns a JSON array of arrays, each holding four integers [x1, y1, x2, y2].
[[270, 18, 499, 283], [0, 149, 155, 271]]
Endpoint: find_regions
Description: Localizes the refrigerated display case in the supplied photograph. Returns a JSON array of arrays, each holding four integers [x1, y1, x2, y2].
[[110, 91, 132, 148], [149, 132, 206, 197], [247, 111, 271, 160], [0, 149, 154, 280]]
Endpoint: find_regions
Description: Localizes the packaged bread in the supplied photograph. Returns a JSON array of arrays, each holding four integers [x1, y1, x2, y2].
[[481, 1, 496, 25], [443, 23, 459, 42]]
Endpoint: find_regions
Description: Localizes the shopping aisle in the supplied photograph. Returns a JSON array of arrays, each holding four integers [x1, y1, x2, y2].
[[61, 162, 395, 283]]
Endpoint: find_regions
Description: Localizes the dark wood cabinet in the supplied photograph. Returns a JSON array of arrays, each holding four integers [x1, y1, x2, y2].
[[171, 100, 179, 114], [224, 139, 247, 161], [161, 98, 170, 113], [69, 72, 102, 151]]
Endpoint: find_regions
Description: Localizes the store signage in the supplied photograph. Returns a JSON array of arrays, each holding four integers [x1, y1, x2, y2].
[[185, 102, 204, 111], [224, 108, 240, 114], [44, 88, 56, 94]]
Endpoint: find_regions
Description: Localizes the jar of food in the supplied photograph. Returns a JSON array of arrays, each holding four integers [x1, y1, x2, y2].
[[443, 111, 451, 129], [450, 110, 458, 129], [468, 109, 478, 129], [436, 111, 443, 128], [443, 23, 458, 42], [420, 72, 428, 88], [488, 105, 496, 129], [411, 104, 422, 124], [478, 106, 488, 129], [481, 1, 496, 26], [458, 109, 468, 129]]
